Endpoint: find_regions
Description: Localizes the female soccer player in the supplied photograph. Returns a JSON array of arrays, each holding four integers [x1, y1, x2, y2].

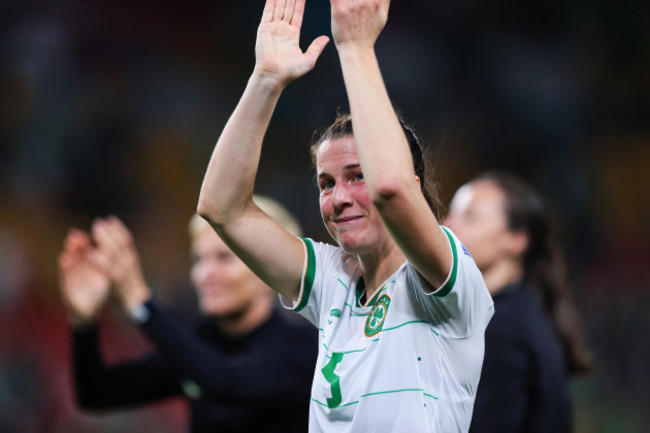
[[197, 0, 493, 431], [59, 196, 317, 433], [445, 172, 592, 433]]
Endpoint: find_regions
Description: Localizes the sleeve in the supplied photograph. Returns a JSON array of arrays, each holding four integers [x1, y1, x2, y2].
[[71, 324, 181, 410], [279, 238, 342, 328], [407, 226, 494, 338], [139, 299, 316, 407]]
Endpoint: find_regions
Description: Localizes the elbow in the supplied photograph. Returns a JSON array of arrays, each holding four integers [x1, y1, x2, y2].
[[197, 197, 225, 228], [197, 196, 244, 231], [196, 199, 213, 223], [369, 177, 408, 208], [196, 187, 214, 220]]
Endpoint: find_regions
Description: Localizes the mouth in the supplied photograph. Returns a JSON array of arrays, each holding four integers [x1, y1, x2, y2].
[[335, 215, 363, 225], [198, 284, 226, 295]]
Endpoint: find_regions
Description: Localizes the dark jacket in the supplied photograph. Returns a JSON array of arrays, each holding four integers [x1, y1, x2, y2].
[[72, 300, 317, 433], [470, 283, 572, 433]]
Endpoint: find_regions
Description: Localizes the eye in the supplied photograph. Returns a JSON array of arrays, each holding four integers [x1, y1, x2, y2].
[[353, 172, 364, 182], [320, 180, 334, 191]]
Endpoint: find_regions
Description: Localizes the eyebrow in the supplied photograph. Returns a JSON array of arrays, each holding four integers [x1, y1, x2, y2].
[[318, 164, 361, 178]]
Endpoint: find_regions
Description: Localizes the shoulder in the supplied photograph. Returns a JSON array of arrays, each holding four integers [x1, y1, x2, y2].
[[302, 238, 349, 263], [274, 307, 317, 336], [491, 286, 546, 326], [437, 226, 487, 293], [268, 308, 319, 361], [302, 237, 359, 279], [488, 286, 559, 349]]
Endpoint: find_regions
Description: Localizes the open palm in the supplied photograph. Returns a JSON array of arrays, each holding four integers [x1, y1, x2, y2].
[[255, 0, 329, 84]]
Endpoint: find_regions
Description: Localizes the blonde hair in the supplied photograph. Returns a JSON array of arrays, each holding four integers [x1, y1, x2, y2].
[[188, 195, 303, 240]]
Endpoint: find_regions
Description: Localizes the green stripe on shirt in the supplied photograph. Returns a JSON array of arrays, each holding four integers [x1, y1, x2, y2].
[[294, 238, 316, 312], [435, 227, 458, 297]]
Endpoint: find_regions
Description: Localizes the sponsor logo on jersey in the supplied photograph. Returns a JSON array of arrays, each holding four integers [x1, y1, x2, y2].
[[328, 308, 342, 325], [364, 294, 391, 337]]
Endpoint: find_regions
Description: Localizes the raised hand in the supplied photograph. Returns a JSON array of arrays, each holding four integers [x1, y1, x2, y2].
[[59, 229, 111, 327], [90, 217, 151, 312], [329, 0, 390, 51], [254, 0, 329, 86]]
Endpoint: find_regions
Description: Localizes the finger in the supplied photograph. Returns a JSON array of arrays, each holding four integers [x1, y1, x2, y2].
[[92, 219, 121, 256], [273, 0, 287, 22], [290, 0, 305, 28], [59, 251, 74, 273], [284, 0, 296, 23], [106, 216, 133, 246], [261, 0, 275, 24], [304, 35, 330, 66], [58, 250, 83, 294], [381, 0, 391, 19], [65, 228, 89, 252]]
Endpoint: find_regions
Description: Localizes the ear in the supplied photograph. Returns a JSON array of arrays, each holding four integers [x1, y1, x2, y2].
[[504, 230, 529, 258]]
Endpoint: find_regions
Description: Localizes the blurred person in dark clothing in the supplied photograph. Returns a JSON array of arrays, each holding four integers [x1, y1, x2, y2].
[[58, 195, 317, 433], [446, 172, 592, 433]]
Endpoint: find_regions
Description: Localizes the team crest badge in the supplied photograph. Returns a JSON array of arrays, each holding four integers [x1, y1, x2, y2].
[[364, 295, 391, 336]]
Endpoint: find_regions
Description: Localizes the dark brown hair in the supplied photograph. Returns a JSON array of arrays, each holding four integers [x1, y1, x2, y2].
[[309, 110, 443, 219], [474, 171, 592, 376]]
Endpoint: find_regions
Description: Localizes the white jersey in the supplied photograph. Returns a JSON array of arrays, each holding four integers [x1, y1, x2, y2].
[[281, 226, 494, 433]]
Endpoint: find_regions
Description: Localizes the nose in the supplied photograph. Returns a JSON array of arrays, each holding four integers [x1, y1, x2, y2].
[[331, 183, 353, 211]]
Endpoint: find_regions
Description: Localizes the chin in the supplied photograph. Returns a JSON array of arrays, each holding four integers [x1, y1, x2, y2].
[[199, 300, 228, 316], [336, 235, 369, 256]]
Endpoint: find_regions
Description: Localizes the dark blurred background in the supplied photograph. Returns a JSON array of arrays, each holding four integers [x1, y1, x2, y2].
[[0, 0, 648, 432]]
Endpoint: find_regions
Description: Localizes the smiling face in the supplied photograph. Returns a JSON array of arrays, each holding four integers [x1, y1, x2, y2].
[[190, 226, 269, 317], [315, 136, 391, 255]]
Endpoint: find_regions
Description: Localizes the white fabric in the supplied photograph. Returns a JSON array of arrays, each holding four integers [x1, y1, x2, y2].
[[281, 227, 494, 433]]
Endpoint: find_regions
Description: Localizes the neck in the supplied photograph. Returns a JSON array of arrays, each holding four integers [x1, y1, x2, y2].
[[358, 242, 406, 300], [482, 260, 524, 296], [217, 294, 274, 336]]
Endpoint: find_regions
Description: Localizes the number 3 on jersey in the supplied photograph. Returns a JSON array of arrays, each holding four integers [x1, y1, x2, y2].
[[321, 352, 344, 408]]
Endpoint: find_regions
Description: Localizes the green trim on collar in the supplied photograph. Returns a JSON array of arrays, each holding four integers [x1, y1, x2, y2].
[[355, 276, 366, 307]]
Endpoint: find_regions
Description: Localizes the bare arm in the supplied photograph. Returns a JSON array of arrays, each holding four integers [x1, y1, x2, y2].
[[330, 0, 451, 288], [197, 0, 328, 299]]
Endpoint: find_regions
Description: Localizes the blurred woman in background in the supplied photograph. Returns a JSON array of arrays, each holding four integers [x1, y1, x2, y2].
[[59, 195, 317, 433], [446, 172, 592, 433]]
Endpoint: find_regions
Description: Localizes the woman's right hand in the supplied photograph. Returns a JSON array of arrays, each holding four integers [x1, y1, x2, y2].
[[254, 0, 329, 87], [90, 217, 151, 313], [58, 229, 110, 328]]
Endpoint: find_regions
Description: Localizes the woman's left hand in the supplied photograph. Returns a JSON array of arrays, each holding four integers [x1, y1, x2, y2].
[[330, 0, 390, 52]]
